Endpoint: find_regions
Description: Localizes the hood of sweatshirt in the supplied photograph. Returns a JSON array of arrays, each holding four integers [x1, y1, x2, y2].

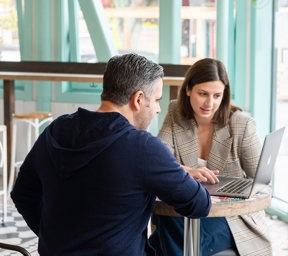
[[45, 108, 134, 179]]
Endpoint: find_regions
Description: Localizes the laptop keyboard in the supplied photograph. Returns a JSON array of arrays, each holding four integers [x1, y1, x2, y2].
[[217, 178, 253, 194]]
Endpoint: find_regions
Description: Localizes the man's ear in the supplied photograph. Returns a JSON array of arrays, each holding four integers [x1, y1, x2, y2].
[[131, 91, 144, 111]]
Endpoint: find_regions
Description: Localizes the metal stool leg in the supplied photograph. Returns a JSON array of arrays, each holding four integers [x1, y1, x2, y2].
[[0, 125, 8, 223], [8, 122, 17, 194]]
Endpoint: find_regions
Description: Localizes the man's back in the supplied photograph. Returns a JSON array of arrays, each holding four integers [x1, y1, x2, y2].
[[11, 108, 210, 255], [11, 54, 211, 256]]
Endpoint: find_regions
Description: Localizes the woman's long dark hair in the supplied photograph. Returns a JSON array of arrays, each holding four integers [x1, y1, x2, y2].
[[178, 58, 241, 127]]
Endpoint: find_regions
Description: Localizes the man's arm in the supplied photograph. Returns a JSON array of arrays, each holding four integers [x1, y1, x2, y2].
[[143, 136, 211, 218], [10, 152, 42, 235]]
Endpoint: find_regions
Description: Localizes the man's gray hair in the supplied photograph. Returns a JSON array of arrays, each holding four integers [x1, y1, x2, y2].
[[101, 53, 164, 105]]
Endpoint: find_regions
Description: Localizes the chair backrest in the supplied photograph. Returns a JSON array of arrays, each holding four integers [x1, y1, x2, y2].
[[0, 242, 31, 256]]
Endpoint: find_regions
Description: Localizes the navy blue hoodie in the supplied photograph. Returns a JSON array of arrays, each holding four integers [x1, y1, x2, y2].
[[11, 108, 211, 256]]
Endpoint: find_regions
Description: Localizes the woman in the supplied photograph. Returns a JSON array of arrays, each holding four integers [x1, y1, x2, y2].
[[149, 58, 272, 256]]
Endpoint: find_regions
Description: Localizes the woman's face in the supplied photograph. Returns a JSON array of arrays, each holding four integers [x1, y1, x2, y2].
[[186, 81, 225, 122]]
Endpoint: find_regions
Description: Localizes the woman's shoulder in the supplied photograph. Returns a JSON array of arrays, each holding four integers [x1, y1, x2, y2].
[[230, 110, 255, 124], [167, 100, 181, 121], [168, 99, 178, 111], [166, 100, 194, 129], [229, 110, 257, 135]]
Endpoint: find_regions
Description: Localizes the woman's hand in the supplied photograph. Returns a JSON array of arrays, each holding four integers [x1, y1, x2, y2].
[[181, 165, 219, 184]]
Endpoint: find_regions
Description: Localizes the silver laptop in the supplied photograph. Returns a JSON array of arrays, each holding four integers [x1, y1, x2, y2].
[[204, 127, 285, 199]]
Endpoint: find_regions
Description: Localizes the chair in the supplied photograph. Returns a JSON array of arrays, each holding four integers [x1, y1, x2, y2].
[[8, 112, 53, 192], [0, 242, 31, 255], [0, 125, 7, 223]]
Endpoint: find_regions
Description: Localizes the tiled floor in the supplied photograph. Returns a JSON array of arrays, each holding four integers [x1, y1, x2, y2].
[[0, 202, 38, 255]]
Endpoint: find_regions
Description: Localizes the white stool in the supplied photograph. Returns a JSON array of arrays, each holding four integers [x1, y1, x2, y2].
[[8, 112, 53, 193], [0, 125, 8, 223]]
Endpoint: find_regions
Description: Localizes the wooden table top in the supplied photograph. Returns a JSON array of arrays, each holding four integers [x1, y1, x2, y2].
[[153, 187, 272, 218]]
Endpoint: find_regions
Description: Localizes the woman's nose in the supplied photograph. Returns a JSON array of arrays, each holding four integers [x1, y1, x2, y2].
[[205, 96, 213, 106]]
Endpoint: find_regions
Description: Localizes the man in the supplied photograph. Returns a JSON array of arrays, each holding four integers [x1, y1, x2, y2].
[[11, 53, 211, 256]]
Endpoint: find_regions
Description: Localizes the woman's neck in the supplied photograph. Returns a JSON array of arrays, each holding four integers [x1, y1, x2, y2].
[[197, 122, 214, 160]]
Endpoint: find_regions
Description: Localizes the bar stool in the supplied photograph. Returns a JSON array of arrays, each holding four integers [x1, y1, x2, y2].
[[0, 125, 8, 223], [8, 112, 53, 193]]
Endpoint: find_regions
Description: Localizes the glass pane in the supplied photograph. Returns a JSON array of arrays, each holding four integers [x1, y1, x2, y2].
[[273, 0, 288, 208], [181, 0, 216, 64], [0, 0, 20, 61], [0, 0, 216, 63], [79, 8, 97, 63], [103, 0, 159, 62], [79, 0, 216, 63]]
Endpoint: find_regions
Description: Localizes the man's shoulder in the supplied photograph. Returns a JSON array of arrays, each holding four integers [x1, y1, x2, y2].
[[127, 129, 170, 152], [128, 129, 162, 143]]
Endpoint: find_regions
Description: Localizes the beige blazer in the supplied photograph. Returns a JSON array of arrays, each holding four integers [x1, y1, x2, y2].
[[158, 100, 272, 256]]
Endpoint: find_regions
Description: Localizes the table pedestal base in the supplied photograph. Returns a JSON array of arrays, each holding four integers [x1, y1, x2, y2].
[[184, 218, 200, 256]]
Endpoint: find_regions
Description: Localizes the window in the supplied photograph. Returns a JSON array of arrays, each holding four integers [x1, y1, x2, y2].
[[78, 0, 216, 64], [272, 0, 288, 220], [0, 0, 20, 61]]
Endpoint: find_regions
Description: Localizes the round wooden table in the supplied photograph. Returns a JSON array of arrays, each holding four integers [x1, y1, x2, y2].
[[152, 187, 272, 256]]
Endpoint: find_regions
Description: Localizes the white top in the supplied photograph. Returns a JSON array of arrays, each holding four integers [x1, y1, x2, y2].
[[197, 158, 207, 168]]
